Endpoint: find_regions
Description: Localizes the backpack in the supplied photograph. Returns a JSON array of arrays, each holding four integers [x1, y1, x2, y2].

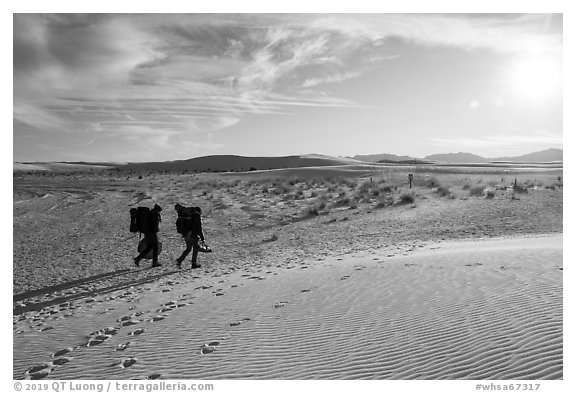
[[175, 204, 196, 235], [129, 206, 153, 233]]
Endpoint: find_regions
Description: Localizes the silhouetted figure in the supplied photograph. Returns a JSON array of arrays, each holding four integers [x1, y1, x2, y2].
[[176, 205, 206, 269], [134, 204, 162, 268]]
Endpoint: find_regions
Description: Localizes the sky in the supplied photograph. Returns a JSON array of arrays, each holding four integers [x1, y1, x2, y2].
[[12, 12, 564, 162]]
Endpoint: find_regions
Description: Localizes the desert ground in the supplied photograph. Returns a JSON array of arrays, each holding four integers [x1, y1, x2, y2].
[[12, 163, 563, 380]]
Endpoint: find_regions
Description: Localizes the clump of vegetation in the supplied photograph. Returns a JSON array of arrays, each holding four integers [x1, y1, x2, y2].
[[398, 193, 415, 205], [513, 184, 529, 194], [375, 196, 395, 209], [484, 190, 495, 199], [425, 177, 442, 188], [436, 185, 451, 197], [469, 186, 485, 197], [305, 197, 328, 217], [263, 234, 278, 242], [333, 196, 352, 207]]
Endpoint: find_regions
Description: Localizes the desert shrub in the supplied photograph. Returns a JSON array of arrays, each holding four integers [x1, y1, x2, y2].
[[213, 199, 228, 210], [484, 190, 495, 199], [341, 178, 357, 188], [469, 186, 485, 197], [357, 180, 372, 193], [462, 183, 471, 190], [425, 177, 442, 188], [272, 186, 290, 195], [436, 185, 451, 196], [306, 206, 320, 216], [333, 197, 351, 207], [263, 234, 278, 242], [398, 193, 415, 205], [513, 185, 528, 194], [375, 196, 394, 209]]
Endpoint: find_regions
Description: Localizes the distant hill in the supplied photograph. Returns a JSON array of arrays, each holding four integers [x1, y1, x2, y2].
[[120, 154, 360, 173], [350, 153, 416, 163], [13, 148, 562, 173], [424, 149, 563, 164], [424, 152, 488, 163], [492, 148, 563, 163]]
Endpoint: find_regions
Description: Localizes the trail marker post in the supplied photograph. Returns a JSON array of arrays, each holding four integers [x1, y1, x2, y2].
[[408, 173, 413, 189]]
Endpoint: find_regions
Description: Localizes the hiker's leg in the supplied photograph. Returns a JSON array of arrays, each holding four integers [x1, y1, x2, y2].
[[191, 247, 200, 268], [191, 236, 200, 268], [177, 234, 193, 263], [136, 243, 153, 261], [152, 241, 160, 265], [178, 245, 192, 262]]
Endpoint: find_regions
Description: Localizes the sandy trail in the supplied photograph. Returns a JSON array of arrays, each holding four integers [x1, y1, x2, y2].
[[13, 234, 562, 380]]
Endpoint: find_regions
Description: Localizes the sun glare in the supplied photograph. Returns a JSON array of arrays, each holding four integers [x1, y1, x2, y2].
[[507, 56, 562, 101]]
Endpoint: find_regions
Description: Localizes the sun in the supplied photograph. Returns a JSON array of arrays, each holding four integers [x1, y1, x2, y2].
[[507, 56, 562, 101]]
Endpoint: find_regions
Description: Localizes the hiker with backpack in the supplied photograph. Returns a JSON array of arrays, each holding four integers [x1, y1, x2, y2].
[[175, 204, 211, 269], [132, 204, 163, 268]]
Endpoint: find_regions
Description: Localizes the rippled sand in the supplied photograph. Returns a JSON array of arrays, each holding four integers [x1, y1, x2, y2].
[[13, 234, 562, 380]]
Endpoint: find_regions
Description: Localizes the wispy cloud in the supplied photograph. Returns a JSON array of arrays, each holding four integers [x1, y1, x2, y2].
[[13, 13, 562, 161]]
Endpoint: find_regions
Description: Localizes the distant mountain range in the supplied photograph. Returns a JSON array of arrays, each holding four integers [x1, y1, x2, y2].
[[351, 148, 563, 164], [14, 148, 562, 173]]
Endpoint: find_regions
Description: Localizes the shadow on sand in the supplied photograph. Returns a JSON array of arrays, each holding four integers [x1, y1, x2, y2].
[[13, 268, 185, 315]]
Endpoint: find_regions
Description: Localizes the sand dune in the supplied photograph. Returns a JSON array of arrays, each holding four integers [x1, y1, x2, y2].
[[119, 154, 361, 173], [13, 234, 562, 380]]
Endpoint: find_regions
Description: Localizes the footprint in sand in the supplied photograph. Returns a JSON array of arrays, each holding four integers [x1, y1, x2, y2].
[[200, 344, 217, 355], [129, 328, 146, 336], [91, 327, 119, 336], [150, 315, 166, 322], [146, 373, 162, 380], [229, 317, 250, 327], [273, 301, 288, 309], [85, 335, 111, 347], [194, 285, 213, 290], [341, 275, 350, 280], [113, 357, 137, 368], [300, 289, 311, 293], [24, 364, 52, 380], [212, 289, 225, 296], [157, 300, 188, 313], [115, 342, 131, 351], [122, 320, 141, 327], [52, 357, 72, 366], [52, 347, 74, 357]]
